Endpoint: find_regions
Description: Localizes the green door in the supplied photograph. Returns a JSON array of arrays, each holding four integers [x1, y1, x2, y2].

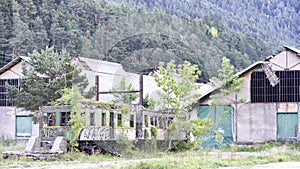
[[16, 116, 32, 134], [197, 105, 233, 148], [277, 113, 298, 139]]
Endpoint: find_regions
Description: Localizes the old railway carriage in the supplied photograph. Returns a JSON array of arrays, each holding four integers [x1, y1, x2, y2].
[[40, 102, 174, 153]]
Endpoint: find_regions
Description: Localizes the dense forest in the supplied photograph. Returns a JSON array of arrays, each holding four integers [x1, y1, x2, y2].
[[0, 0, 298, 81], [114, 0, 300, 50]]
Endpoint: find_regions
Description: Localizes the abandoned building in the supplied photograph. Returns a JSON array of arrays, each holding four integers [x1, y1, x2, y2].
[[192, 45, 300, 146], [0, 56, 164, 139]]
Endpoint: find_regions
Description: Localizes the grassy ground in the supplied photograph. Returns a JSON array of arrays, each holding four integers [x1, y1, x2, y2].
[[1, 140, 300, 169]]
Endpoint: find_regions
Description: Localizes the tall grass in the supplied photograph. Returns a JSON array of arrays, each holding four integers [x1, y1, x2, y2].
[[0, 139, 27, 152]]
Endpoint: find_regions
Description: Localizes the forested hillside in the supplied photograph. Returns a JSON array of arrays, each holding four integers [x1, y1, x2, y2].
[[1, 0, 294, 81], [115, 0, 300, 50]]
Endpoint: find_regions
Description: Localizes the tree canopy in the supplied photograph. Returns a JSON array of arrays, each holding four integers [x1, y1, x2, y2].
[[0, 0, 283, 81], [154, 61, 211, 149]]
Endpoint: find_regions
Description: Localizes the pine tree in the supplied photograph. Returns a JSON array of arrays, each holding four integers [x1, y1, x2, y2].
[[0, 0, 14, 67]]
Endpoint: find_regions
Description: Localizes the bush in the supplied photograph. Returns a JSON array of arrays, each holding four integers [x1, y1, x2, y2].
[[144, 139, 157, 153], [115, 134, 134, 157], [171, 140, 195, 152]]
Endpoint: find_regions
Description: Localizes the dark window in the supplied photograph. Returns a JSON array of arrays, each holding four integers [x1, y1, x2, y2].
[[0, 79, 19, 106], [90, 112, 95, 126], [251, 71, 300, 102], [47, 113, 55, 126], [61, 112, 70, 126], [117, 114, 122, 127], [109, 112, 114, 127], [102, 113, 106, 126], [130, 114, 134, 127], [151, 116, 157, 126]]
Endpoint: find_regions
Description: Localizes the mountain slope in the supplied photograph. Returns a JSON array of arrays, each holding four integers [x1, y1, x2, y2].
[[113, 0, 300, 50]]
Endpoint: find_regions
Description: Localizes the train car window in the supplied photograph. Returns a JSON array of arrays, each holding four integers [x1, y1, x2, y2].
[[117, 114, 122, 127], [130, 114, 134, 127], [90, 112, 95, 126], [151, 116, 154, 126], [61, 112, 70, 126], [151, 116, 157, 127], [101, 113, 106, 126], [109, 112, 114, 127], [144, 115, 148, 127], [47, 113, 55, 126]]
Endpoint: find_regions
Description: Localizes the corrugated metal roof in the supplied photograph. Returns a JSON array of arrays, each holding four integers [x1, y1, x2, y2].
[[78, 57, 125, 75]]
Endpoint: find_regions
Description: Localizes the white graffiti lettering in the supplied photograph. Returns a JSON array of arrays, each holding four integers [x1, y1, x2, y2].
[[79, 127, 110, 141]]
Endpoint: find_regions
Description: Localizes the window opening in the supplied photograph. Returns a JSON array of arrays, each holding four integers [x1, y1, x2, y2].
[[101, 112, 106, 126], [130, 114, 134, 127], [90, 112, 95, 126], [47, 112, 55, 126], [251, 70, 300, 102], [109, 112, 114, 127], [61, 112, 70, 126], [117, 114, 122, 127], [0, 79, 19, 106]]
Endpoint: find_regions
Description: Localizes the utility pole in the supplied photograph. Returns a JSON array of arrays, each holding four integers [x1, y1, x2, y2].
[[95, 73, 144, 138]]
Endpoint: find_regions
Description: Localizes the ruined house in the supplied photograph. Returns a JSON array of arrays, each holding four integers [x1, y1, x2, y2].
[[0, 56, 162, 139], [192, 46, 300, 146]]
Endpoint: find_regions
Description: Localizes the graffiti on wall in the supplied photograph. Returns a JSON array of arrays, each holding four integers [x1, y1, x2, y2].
[[79, 127, 110, 141], [41, 127, 70, 138]]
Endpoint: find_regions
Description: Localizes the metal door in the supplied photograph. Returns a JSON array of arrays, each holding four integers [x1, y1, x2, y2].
[[277, 113, 298, 140], [16, 116, 32, 139]]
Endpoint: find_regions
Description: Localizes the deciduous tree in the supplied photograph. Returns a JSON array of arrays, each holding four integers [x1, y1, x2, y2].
[[154, 60, 211, 150]]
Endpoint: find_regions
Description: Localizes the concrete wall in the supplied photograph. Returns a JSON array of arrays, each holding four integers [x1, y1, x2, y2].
[[0, 107, 16, 139], [237, 103, 277, 142], [0, 107, 39, 139]]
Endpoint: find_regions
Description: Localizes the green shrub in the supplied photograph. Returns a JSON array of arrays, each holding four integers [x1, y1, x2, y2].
[[115, 134, 134, 157], [171, 140, 195, 152], [150, 126, 157, 139], [144, 139, 157, 153]]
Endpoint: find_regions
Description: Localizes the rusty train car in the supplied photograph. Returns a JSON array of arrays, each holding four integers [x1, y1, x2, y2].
[[39, 102, 175, 154]]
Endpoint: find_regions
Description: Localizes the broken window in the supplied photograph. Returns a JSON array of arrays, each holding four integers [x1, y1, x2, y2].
[[251, 70, 300, 102], [61, 112, 70, 126], [47, 112, 55, 126]]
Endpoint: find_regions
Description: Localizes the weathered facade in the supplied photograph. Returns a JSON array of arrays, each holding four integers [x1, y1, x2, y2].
[[193, 46, 300, 144], [0, 57, 39, 139], [0, 56, 162, 140]]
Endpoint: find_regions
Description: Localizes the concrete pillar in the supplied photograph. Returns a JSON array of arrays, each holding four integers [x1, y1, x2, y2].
[[50, 136, 68, 153], [25, 136, 41, 152]]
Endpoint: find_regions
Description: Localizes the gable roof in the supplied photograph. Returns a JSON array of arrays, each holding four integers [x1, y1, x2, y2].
[[0, 56, 30, 75], [284, 45, 300, 54], [199, 46, 300, 100]]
